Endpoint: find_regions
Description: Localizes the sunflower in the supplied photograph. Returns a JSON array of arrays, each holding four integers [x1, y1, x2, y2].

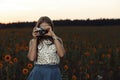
[[13, 57, 18, 63], [4, 54, 12, 62], [86, 73, 90, 79], [107, 54, 111, 59], [22, 68, 29, 75], [89, 60, 94, 64], [9, 61, 13, 65], [72, 75, 77, 80], [25, 46, 29, 51], [0, 63, 3, 69], [27, 63, 33, 69], [118, 66, 120, 69], [80, 66, 82, 71], [7, 47, 11, 51], [64, 64, 69, 71], [84, 51, 90, 57], [15, 48, 19, 53]]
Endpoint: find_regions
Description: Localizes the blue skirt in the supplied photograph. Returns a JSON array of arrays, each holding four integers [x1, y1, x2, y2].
[[27, 64, 62, 80]]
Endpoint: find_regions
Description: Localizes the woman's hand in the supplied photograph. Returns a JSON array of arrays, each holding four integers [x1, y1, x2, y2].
[[41, 26, 51, 31], [32, 27, 40, 38], [42, 26, 56, 37]]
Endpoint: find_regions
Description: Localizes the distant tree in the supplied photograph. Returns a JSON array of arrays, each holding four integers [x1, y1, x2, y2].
[[0, 19, 120, 28]]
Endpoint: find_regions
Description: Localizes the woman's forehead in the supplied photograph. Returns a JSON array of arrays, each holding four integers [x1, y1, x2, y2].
[[40, 22, 49, 26]]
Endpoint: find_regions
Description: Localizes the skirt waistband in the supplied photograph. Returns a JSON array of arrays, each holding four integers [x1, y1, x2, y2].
[[34, 64, 59, 68]]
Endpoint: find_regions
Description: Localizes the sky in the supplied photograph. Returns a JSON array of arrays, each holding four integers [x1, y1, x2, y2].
[[0, 0, 120, 23]]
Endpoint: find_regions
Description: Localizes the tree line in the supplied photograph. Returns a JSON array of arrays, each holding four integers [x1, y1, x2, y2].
[[0, 18, 120, 28]]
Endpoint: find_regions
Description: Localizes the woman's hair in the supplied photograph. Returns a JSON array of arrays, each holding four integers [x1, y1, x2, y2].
[[35, 16, 54, 31], [34, 16, 55, 60]]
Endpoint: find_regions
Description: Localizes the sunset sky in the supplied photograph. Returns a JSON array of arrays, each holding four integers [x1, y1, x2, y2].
[[0, 0, 120, 23]]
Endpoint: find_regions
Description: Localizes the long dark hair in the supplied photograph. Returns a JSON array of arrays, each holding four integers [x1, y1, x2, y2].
[[35, 16, 55, 59]]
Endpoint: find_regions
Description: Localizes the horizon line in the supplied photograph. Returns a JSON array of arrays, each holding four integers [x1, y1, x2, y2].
[[1, 18, 120, 24]]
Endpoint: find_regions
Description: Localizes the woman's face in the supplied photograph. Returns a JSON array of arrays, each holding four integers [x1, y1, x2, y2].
[[39, 22, 52, 36], [39, 22, 50, 28]]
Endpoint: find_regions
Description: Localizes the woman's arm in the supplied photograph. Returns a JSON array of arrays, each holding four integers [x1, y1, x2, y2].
[[27, 26, 40, 61], [27, 38, 37, 61], [54, 37, 66, 57], [50, 31, 66, 57]]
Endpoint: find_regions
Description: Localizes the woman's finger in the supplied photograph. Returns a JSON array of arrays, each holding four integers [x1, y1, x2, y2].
[[33, 27, 38, 31], [36, 33, 40, 36]]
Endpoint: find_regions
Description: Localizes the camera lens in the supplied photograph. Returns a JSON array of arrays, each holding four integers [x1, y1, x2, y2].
[[38, 27, 48, 35]]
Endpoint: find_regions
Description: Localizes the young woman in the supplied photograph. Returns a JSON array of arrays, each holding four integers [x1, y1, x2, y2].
[[27, 16, 65, 80]]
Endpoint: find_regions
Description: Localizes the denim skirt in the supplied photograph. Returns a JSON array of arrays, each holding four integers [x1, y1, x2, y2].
[[26, 64, 62, 80]]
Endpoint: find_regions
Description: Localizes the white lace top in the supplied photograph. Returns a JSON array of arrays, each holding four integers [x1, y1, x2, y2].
[[34, 39, 60, 65]]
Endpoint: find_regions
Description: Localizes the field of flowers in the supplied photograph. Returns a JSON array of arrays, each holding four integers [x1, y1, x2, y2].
[[0, 26, 120, 80]]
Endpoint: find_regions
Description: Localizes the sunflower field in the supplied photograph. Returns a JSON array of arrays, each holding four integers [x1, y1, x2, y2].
[[0, 26, 120, 80]]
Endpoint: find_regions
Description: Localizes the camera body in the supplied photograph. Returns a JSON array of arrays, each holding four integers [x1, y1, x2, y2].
[[36, 27, 48, 36]]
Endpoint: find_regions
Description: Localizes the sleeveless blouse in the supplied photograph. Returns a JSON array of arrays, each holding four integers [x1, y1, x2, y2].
[[34, 39, 60, 65]]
